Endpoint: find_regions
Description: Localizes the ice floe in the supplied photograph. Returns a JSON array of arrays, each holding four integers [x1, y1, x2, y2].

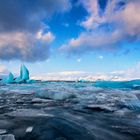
[[0, 134, 15, 140], [37, 90, 76, 100]]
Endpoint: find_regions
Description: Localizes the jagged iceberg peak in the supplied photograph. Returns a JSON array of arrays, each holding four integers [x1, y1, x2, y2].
[[2, 72, 14, 84], [0, 64, 33, 84], [15, 64, 30, 83], [20, 64, 29, 80]]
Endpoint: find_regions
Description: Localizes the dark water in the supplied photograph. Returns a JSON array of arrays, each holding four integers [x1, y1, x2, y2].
[[0, 81, 140, 140]]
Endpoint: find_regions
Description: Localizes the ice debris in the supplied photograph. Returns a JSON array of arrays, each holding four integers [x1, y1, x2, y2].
[[0, 129, 6, 135], [122, 100, 140, 111], [0, 134, 15, 140], [26, 126, 33, 133]]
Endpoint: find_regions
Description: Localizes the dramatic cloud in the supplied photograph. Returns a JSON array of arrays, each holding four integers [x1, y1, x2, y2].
[[0, 0, 71, 61], [0, 31, 55, 61], [61, 0, 140, 54], [0, 0, 71, 33]]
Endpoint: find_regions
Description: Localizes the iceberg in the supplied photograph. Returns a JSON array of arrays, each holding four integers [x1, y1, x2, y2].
[[15, 64, 30, 83], [2, 72, 14, 84], [1, 64, 31, 84], [94, 80, 140, 89]]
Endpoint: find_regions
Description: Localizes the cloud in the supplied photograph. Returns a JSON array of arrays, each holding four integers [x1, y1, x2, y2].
[[123, 62, 140, 80], [0, 0, 71, 62], [77, 58, 82, 62], [97, 55, 104, 60], [0, 31, 53, 62], [0, 64, 9, 74], [61, 0, 140, 54], [36, 31, 55, 43], [0, 68, 9, 80], [31, 71, 87, 81], [31, 62, 140, 81], [0, 0, 71, 33]]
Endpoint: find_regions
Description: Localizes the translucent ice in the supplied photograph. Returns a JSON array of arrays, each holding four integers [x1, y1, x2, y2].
[[15, 64, 29, 83], [94, 80, 140, 89], [2, 72, 14, 84]]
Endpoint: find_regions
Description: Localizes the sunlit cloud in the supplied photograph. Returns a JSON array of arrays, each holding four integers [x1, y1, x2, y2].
[[0, 0, 71, 62], [61, 0, 140, 54]]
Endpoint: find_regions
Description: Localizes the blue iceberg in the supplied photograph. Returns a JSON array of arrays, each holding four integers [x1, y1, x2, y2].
[[2, 72, 14, 84], [94, 80, 140, 89], [1, 64, 31, 84], [15, 64, 30, 83]]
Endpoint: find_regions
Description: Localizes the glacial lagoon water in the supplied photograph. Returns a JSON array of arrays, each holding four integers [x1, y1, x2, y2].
[[0, 80, 140, 140]]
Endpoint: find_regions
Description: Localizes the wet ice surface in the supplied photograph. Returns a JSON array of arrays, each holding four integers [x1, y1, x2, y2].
[[0, 81, 140, 140]]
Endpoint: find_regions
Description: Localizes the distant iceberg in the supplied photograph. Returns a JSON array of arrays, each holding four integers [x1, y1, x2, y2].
[[94, 80, 140, 89], [1, 64, 32, 84]]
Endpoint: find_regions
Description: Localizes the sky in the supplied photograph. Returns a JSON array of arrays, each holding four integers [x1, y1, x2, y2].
[[0, 0, 140, 80]]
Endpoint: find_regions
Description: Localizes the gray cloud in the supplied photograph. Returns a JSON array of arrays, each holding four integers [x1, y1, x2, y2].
[[0, 0, 71, 61], [0, 31, 56, 62], [0, 0, 71, 33]]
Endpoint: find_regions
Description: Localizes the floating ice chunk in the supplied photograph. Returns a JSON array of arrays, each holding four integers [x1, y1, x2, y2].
[[2, 72, 14, 84], [0, 134, 15, 140], [0, 129, 6, 134], [15, 64, 29, 83], [6, 109, 53, 117], [31, 98, 50, 103], [26, 79, 36, 84], [84, 104, 114, 112], [37, 90, 76, 100], [122, 100, 140, 111], [26, 126, 33, 133]]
